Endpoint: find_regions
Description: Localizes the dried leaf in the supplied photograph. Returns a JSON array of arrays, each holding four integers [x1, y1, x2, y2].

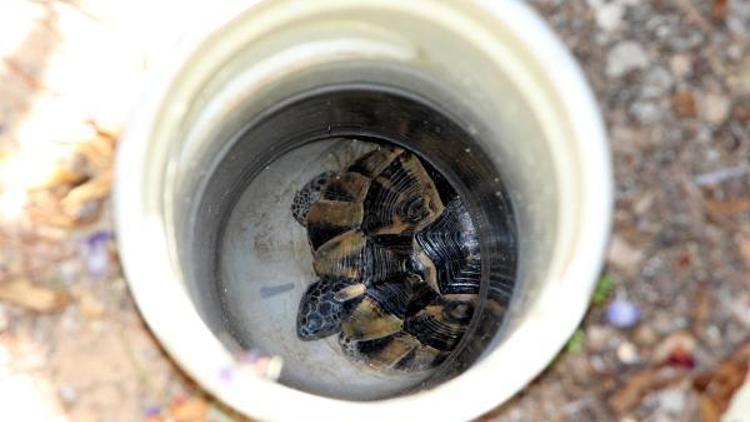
[[78, 292, 105, 319], [60, 169, 112, 217], [693, 287, 711, 331], [0, 279, 69, 312], [693, 344, 750, 415], [653, 331, 696, 366], [704, 197, 750, 215], [740, 236, 750, 270], [77, 135, 115, 171], [88, 119, 121, 142], [713, 0, 729, 21], [608, 367, 686, 415], [169, 397, 208, 422], [673, 90, 697, 118], [698, 393, 721, 422]]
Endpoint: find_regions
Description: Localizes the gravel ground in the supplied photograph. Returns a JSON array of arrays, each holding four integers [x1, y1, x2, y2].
[[0, 0, 748, 421]]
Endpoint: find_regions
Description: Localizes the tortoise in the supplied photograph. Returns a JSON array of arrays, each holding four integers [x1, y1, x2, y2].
[[291, 144, 482, 372]]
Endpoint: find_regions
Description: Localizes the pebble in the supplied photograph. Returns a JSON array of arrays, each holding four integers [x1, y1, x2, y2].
[[657, 389, 686, 414], [606, 41, 649, 77], [641, 67, 673, 98], [595, 1, 625, 32], [58, 385, 78, 405], [590, 355, 607, 373], [727, 1, 750, 37], [699, 93, 731, 125], [705, 325, 722, 348], [630, 101, 662, 124], [732, 54, 750, 95], [607, 235, 643, 273], [694, 166, 747, 186], [586, 325, 616, 352], [617, 341, 639, 364], [633, 324, 657, 347], [0, 304, 7, 332], [669, 54, 692, 79]]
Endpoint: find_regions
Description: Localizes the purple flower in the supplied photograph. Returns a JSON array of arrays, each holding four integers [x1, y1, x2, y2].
[[144, 406, 162, 417], [240, 349, 263, 364], [82, 230, 113, 277], [219, 366, 233, 382], [606, 299, 640, 329]]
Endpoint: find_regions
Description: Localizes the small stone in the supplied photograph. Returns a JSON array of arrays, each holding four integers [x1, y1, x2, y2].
[[705, 325, 722, 348], [606, 41, 649, 77], [657, 389, 686, 414], [58, 385, 78, 405], [633, 191, 656, 216], [731, 54, 750, 95], [606, 300, 641, 329], [699, 93, 731, 125], [641, 67, 673, 98], [590, 355, 607, 373], [596, 2, 625, 32], [617, 341, 639, 364], [58, 260, 80, 285], [630, 101, 662, 124], [586, 325, 615, 352], [607, 235, 643, 272], [634, 325, 658, 347], [0, 304, 8, 332], [669, 54, 692, 79]]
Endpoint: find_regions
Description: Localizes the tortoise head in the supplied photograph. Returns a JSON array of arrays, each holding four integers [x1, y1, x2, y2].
[[296, 277, 361, 340], [291, 171, 335, 227]]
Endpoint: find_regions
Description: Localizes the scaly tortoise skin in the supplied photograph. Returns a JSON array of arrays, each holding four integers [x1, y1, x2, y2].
[[292, 145, 481, 372]]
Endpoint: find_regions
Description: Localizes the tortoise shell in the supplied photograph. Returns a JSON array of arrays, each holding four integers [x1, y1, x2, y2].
[[292, 145, 481, 372]]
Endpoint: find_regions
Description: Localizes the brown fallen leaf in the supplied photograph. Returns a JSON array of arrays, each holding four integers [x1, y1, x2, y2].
[[60, 169, 112, 217], [0, 279, 69, 312], [713, 0, 729, 21], [608, 367, 687, 415], [169, 396, 208, 422], [740, 236, 750, 271], [693, 344, 750, 416], [704, 197, 750, 215], [693, 287, 712, 332], [698, 393, 722, 422], [673, 90, 697, 118], [77, 134, 115, 172], [653, 331, 697, 368], [78, 292, 105, 320]]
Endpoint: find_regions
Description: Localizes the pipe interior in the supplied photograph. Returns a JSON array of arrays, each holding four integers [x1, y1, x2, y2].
[[156, 0, 563, 403]]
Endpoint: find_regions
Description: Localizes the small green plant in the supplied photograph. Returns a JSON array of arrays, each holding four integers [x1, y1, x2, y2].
[[565, 328, 585, 354], [591, 273, 616, 306]]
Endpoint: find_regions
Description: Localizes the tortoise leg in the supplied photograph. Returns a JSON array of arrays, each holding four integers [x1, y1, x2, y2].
[[291, 171, 335, 227], [333, 283, 367, 302]]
